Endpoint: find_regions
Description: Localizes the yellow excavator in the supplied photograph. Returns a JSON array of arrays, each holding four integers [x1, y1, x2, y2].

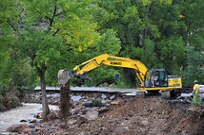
[[58, 54, 182, 98]]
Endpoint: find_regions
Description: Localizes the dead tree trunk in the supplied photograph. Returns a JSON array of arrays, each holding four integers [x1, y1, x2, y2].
[[60, 80, 71, 126], [37, 64, 50, 120]]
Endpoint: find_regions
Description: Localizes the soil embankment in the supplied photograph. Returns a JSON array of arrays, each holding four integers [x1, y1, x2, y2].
[[68, 98, 204, 135], [34, 97, 204, 135]]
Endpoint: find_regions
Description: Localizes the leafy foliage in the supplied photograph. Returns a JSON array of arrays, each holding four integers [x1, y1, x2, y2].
[[191, 94, 202, 107], [0, 0, 204, 99]]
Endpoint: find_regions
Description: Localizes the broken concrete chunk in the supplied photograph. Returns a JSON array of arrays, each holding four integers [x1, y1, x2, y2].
[[101, 94, 107, 99], [85, 110, 99, 120], [110, 95, 116, 100], [71, 95, 82, 101]]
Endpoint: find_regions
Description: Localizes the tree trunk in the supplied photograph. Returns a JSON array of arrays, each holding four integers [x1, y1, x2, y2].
[[60, 80, 71, 126], [38, 65, 50, 120]]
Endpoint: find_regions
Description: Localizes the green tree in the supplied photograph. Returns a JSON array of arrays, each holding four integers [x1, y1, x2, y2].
[[15, 0, 101, 119], [70, 29, 121, 87], [93, 0, 187, 86], [182, 0, 204, 86]]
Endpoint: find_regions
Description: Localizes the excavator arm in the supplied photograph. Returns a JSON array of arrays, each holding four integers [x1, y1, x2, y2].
[[72, 54, 148, 87], [58, 53, 182, 99]]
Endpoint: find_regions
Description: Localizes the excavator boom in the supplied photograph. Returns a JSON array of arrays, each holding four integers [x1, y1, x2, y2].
[[73, 54, 148, 86]]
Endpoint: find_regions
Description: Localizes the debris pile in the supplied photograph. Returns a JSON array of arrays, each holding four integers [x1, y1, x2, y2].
[[10, 92, 204, 135], [18, 98, 204, 135]]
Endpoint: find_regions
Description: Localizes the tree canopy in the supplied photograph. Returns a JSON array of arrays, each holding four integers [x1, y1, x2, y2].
[[0, 0, 203, 107]]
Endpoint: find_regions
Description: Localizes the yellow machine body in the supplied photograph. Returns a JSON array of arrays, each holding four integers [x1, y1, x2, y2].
[[73, 54, 182, 92]]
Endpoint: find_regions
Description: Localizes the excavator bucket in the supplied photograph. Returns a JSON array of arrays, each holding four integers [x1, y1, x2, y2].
[[58, 69, 72, 85]]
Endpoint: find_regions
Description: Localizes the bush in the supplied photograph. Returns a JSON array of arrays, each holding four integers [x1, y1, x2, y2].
[[4, 95, 20, 110], [92, 98, 102, 107], [0, 94, 6, 111], [191, 94, 202, 107], [0, 85, 7, 97]]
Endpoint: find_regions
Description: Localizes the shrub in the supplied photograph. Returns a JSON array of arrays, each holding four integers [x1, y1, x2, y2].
[[191, 94, 202, 107], [92, 98, 102, 107]]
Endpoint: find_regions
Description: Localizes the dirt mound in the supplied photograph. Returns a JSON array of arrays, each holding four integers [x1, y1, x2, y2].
[[32, 97, 204, 135], [69, 98, 204, 135]]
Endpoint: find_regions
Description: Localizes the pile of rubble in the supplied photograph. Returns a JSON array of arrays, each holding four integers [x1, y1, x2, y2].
[[24, 98, 204, 135], [8, 92, 204, 135], [6, 92, 123, 134]]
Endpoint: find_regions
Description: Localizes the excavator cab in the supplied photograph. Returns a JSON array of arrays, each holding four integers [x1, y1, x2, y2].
[[144, 69, 168, 88]]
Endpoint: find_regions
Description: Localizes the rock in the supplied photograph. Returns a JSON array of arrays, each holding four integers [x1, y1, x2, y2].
[[141, 119, 149, 126], [71, 95, 82, 101], [85, 110, 99, 120], [101, 94, 107, 99], [29, 124, 35, 128], [6, 124, 29, 133], [83, 101, 93, 107], [29, 119, 37, 123], [47, 93, 60, 98], [85, 107, 98, 112], [110, 100, 120, 105], [20, 119, 27, 122], [68, 119, 77, 125], [79, 132, 85, 135], [71, 104, 84, 115], [77, 115, 88, 125], [110, 95, 116, 100]]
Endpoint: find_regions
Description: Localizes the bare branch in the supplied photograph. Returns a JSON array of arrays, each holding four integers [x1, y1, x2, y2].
[[52, 28, 60, 36], [7, 19, 20, 35], [45, 16, 52, 21], [55, 12, 63, 17]]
